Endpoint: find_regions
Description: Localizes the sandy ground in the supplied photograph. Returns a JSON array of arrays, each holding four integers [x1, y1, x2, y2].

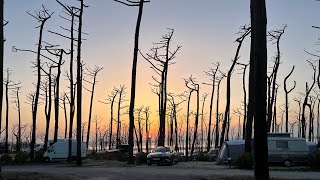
[[1, 160, 320, 180]]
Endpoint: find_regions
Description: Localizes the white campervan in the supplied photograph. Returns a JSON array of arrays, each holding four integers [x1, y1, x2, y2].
[[268, 136, 309, 167], [43, 140, 87, 161]]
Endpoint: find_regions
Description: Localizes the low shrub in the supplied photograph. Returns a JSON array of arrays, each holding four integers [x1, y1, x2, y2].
[[135, 152, 147, 165], [194, 151, 213, 162], [35, 150, 45, 162], [1, 154, 13, 165], [233, 152, 254, 169], [308, 152, 320, 170], [14, 151, 29, 164], [117, 152, 128, 162]]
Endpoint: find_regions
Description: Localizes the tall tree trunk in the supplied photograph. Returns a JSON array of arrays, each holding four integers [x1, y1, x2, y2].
[[191, 84, 199, 157], [251, 0, 269, 178], [54, 51, 63, 142], [284, 66, 295, 132], [185, 91, 192, 160], [68, 11, 76, 162], [215, 78, 222, 148], [86, 75, 97, 148], [63, 96, 68, 139], [31, 20, 46, 161], [4, 70, 8, 153], [128, 0, 145, 164], [220, 26, 250, 147], [76, 0, 84, 166], [206, 66, 218, 152]]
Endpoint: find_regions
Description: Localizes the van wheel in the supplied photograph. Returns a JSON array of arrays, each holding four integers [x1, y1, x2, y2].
[[284, 160, 292, 167]]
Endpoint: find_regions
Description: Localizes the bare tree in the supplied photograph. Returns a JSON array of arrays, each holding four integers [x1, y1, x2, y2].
[[283, 66, 296, 132], [84, 66, 103, 148], [4, 69, 20, 153], [114, 0, 149, 164], [62, 93, 68, 139], [266, 25, 287, 132], [116, 85, 126, 149], [12, 86, 22, 152], [55, 0, 79, 162], [41, 65, 53, 151], [140, 28, 181, 146], [251, 0, 269, 178], [203, 63, 219, 152], [301, 61, 316, 139], [200, 93, 208, 152], [14, 6, 53, 160], [215, 74, 225, 148], [184, 76, 199, 157], [144, 107, 151, 153], [220, 26, 251, 147]]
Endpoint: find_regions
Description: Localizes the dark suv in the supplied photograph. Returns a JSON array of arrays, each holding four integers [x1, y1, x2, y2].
[[147, 146, 178, 166]]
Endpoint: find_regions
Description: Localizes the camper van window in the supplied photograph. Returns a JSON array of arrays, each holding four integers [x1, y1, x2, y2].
[[276, 141, 288, 149]]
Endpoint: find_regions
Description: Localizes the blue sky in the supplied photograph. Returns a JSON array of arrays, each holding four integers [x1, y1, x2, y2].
[[3, 0, 320, 139]]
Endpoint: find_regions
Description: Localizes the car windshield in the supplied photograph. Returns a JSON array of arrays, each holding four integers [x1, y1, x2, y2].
[[153, 147, 169, 153]]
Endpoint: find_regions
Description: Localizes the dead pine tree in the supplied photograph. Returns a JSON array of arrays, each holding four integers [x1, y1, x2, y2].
[[301, 61, 316, 139], [283, 66, 296, 132], [203, 62, 219, 152], [215, 73, 225, 148], [114, 0, 149, 164], [220, 26, 251, 147], [200, 93, 208, 152], [235, 62, 249, 139], [184, 76, 200, 157], [40, 65, 53, 152], [144, 106, 151, 153], [100, 88, 118, 150], [62, 93, 68, 139], [83, 66, 103, 149], [266, 25, 287, 132], [43, 45, 68, 143], [168, 93, 185, 152], [251, 0, 269, 178], [184, 76, 197, 160], [116, 85, 126, 149], [12, 86, 22, 152], [136, 107, 144, 152], [75, 0, 88, 166], [13, 5, 53, 160], [55, 0, 80, 162], [94, 116, 102, 152], [0, 2, 8, 157], [3, 69, 20, 153], [140, 28, 181, 146]]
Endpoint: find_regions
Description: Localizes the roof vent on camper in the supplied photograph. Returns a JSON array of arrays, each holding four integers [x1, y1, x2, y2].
[[267, 133, 291, 137]]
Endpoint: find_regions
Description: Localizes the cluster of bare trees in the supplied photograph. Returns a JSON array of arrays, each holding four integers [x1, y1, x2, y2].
[[2, 2, 320, 179]]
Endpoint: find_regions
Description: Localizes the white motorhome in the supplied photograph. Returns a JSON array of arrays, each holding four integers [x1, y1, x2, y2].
[[43, 140, 87, 161], [268, 136, 309, 167]]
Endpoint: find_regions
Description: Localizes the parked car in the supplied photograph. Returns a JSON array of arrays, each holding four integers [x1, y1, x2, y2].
[[147, 146, 178, 166], [206, 148, 219, 161], [43, 140, 87, 161]]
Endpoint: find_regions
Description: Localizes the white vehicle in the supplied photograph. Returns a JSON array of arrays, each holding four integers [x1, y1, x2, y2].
[[43, 140, 87, 161], [217, 134, 310, 167], [268, 136, 309, 167]]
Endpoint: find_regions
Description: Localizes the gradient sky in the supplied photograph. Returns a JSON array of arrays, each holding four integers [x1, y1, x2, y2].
[[3, 0, 320, 141]]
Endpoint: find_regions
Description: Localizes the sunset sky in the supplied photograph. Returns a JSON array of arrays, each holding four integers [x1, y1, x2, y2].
[[3, 0, 320, 142]]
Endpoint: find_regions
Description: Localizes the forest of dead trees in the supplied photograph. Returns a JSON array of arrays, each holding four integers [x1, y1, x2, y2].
[[0, 1, 319, 177]]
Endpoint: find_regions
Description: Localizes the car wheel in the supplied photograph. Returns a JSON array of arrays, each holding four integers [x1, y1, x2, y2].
[[169, 158, 173, 166], [157, 163, 160, 166], [147, 163, 152, 166], [284, 160, 292, 167]]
